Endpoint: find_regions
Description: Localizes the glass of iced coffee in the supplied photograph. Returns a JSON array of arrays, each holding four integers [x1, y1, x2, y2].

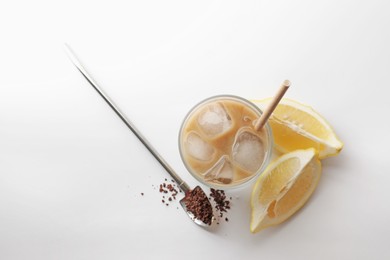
[[179, 95, 273, 189]]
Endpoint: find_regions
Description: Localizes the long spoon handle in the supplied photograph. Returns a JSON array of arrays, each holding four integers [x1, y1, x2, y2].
[[64, 44, 190, 193]]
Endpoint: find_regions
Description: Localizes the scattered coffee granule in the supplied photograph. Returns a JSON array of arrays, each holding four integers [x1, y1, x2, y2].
[[184, 186, 213, 225], [158, 179, 180, 206], [141, 193, 144, 196], [210, 188, 231, 221]]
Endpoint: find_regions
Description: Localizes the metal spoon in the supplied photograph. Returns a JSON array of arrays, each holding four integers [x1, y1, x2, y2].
[[64, 44, 213, 227]]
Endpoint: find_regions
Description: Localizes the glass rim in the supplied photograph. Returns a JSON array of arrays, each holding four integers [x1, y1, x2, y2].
[[178, 94, 273, 190]]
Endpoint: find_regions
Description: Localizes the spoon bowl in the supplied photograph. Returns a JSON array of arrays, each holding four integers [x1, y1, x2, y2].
[[180, 186, 214, 227]]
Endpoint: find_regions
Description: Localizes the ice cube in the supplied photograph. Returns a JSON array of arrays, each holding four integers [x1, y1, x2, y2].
[[197, 102, 232, 137], [204, 155, 234, 184], [232, 129, 265, 173], [184, 132, 215, 161]]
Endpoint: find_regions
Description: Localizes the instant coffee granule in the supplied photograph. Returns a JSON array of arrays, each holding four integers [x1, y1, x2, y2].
[[158, 179, 179, 206], [184, 186, 213, 225], [209, 188, 232, 222], [154, 179, 231, 225]]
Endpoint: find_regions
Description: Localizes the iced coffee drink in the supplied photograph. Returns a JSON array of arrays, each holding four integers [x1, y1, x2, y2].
[[179, 95, 273, 189]]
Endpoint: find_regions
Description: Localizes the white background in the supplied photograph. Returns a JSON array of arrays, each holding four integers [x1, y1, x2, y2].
[[1, 0, 389, 259]]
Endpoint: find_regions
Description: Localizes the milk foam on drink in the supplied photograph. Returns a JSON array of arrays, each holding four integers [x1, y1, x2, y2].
[[179, 95, 273, 188]]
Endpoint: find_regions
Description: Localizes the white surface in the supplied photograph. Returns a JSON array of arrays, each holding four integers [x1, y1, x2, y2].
[[1, 0, 389, 259]]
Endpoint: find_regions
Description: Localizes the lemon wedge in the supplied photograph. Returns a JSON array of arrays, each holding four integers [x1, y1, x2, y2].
[[252, 98, 343, 159], [250, 148, 321, 233]]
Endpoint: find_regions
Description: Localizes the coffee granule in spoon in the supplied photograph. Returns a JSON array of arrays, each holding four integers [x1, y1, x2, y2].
[[184, 186, 213, 225], [154, 179, 231, 225]]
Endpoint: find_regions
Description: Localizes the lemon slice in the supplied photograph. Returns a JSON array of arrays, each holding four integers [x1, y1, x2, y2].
[[250, 148, 321, 233], [252, 98, 343, 159]]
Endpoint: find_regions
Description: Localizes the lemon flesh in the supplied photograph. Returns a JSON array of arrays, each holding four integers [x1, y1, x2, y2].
[[250, 148, 321, 233], [253, 98, 343, 159]]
